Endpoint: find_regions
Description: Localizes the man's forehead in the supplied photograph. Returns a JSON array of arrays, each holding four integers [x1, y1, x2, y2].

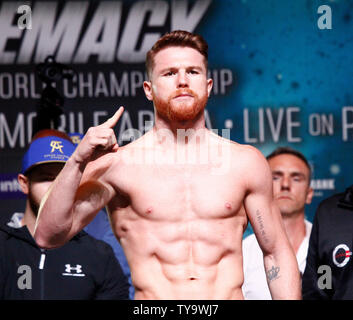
[[269, 155, 310, 174], [272, 169, 307, 176], [153, 46, 206, 69]]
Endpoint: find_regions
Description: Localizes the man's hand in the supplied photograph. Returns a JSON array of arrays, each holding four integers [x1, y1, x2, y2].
[[72, 107, 124, 165]]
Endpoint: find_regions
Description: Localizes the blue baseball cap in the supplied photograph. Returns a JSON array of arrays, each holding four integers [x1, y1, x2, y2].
[[21, 135, 76, 174]]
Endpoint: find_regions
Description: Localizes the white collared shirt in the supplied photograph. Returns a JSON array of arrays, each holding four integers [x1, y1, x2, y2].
[[242, 219, 312, 300]]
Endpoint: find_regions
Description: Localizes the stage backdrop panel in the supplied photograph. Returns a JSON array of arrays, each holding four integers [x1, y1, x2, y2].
[[0, 0, 352, 238]]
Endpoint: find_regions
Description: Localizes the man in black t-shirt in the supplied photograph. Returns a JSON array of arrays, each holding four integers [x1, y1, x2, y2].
[[302, 185, 353, 299]]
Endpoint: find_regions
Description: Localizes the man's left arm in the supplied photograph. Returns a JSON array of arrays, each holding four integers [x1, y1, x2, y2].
[[243, 147, 301, 300]]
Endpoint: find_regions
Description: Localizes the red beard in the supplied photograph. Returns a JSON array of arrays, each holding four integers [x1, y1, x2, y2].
[[154, 88, 208, 122]]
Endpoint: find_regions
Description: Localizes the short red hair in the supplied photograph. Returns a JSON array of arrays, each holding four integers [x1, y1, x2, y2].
[[146, 30, 209, 79]]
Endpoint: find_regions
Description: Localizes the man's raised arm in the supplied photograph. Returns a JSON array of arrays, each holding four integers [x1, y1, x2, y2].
[[243, 147, 301, 300], [34, 107, 124, 248]]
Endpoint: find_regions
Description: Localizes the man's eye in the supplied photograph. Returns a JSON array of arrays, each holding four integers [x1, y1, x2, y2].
[[272, 176, 280, 181], [188, 70, 198, 74], [164, 71, 175, 76]]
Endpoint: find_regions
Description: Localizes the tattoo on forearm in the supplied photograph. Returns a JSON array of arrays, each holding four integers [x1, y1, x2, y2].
[[256, 210, 269, 243], [266, 266, 280, 282]]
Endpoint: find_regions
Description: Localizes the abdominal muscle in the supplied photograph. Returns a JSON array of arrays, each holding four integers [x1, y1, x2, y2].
[[132, 250, 245, 300], [112, 211, 247, 300]]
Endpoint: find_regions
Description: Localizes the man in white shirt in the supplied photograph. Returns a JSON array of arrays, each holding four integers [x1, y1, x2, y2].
[[242, 147, 313, 300]]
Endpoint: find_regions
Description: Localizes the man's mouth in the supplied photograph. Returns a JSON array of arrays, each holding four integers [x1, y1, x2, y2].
[[172, 89, 195, 99], [276, 195, 292, 200], [174, 93, 193, 98]]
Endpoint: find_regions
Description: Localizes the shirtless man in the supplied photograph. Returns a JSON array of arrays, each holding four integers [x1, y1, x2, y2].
[[34, 30, 301, 299]]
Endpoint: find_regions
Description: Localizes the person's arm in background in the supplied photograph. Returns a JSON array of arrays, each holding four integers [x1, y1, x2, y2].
[[244, 147, 301, 300]]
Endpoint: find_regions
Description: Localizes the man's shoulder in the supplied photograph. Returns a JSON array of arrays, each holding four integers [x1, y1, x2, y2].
[[315, 189, 353, 220], [227, 143, 270, 183], [317, 191, 347, 211], [210, 139, 270, 186], [231, 142, 266, 165], [119, 129, 152, 150], [208, 133, 265, 160], [114, 131, 154, 165]]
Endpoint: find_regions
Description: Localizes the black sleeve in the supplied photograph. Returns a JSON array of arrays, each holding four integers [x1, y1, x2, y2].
[[95, 244, 130, 300], [302, 204, 330, 300]]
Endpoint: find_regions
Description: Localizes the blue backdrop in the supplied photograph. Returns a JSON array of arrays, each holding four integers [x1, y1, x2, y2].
[[201, 0, 353, 235]]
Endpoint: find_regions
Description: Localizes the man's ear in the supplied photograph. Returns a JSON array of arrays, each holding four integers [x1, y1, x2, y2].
[[143, 81, 153, 101], [207, 78, 213, 97], [18, 174, 29, 195], [305, 186, 314, 205]]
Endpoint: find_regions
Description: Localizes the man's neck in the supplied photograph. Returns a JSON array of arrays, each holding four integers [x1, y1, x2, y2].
[[282, 212, 306, 255]]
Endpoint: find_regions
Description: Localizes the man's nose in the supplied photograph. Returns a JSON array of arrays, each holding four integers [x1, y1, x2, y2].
[[177, 71, 188, 87], [281, 176, 291, 190]]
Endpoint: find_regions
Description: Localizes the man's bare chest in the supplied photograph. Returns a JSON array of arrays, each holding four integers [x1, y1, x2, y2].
[[112, 164, 246, 220]]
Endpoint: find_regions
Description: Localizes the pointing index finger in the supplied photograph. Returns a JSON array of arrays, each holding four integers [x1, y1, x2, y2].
[[101, 107, 124, 128]]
